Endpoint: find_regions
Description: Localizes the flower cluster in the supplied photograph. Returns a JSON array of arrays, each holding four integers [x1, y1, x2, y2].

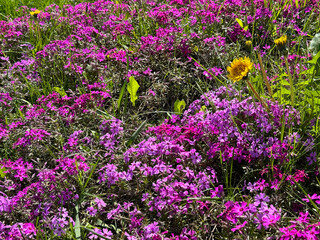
[[0, 0, 319, 239]]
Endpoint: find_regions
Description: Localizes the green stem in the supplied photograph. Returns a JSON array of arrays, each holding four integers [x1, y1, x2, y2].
[[257, 51, 274, 100], [284, 55, 295, 106], [293, 179, 320, 215], [247, 79, 270, 112]]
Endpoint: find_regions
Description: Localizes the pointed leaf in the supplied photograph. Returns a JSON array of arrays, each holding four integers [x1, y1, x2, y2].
[[127, 76, 140, 106], [200, 105, 207, 112], [235, 18, 244, 28], [117, 81, 127, 110], [174, 99, 186, 114], [96, 109, 114, 120], [53, 87, 67, 97], [0, 166, 6, 179], [308, 51, 320, 64], [74, 203, 81, 239], [126, 120, 147, 147]]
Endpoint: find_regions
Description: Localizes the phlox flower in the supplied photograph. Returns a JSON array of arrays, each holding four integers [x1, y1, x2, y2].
[[87, 207, 97, 216], [231, 221, 247, 233], [89, 228, 113, 240]]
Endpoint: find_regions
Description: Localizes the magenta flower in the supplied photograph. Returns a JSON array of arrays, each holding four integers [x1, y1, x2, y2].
[[95, 198, 106, 210], [231, 221, 247, 233], [87, 207, 97, 216]]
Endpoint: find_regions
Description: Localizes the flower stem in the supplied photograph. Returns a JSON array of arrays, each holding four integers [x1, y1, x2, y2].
[[284, 56, 295, 107], [247, 79, 270, 112], [257, 51, 274, 100]]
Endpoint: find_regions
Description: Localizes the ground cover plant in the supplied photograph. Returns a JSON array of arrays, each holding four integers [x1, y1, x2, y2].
[[0, 0, 320, 239]]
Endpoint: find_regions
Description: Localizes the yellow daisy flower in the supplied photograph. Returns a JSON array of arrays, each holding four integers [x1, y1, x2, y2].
[[30, 10, 41, 16], [245, 40, 252, 47], [227, 57, 253, 82], [274, 35, 287, 49]]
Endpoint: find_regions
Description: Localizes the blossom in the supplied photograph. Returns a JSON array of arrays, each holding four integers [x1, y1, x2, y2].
[[30, 10, 41, 16], [245, 40, 252, 47], [144, 222, 160, 238], [95, 198, 106, 210], [245, 40, 252, 51], [89, 228, 113, 240], [307, 152, 317, 165], [231, 221, 247, 232], [254, 193, 270, 206], [274, 35, 287, 49], [227, 57, 253, 82], [87, 207, 97, 216], [302, 193, 320, 204]]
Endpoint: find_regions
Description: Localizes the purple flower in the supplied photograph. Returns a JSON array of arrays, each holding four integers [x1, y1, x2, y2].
[[144, 222, 160, 239], [254, 193, 270, 206], [231, 221, 247, 232], [89, 228, 113, 240], [307, 152, 317, 165], [0, 195, 10, 212], [87, 207, 97, 216], [302, 193, 320, 204], [95, 198, 106, 210], [141, 193, 149, 202], [232, 202, 249, 217], [22, 223, 36, 236]]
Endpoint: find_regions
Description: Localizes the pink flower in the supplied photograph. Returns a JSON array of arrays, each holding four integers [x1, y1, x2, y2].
[[231, 221, 247, 232], [87, 207, 97, 216], [148, 89, 156, 96]]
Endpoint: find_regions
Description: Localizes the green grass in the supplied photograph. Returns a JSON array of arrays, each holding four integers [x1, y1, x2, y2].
[[0, 0, 94, 20]]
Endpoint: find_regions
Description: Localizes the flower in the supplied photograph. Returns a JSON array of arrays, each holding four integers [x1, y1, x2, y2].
[[227, 57, 253, 82], [30, 10, 41, 16], [87, 207, 97, 216], [307, 152, 317, 165], [89, 228, 113, 240], [274, 35, 287, 49], [245, 40, 252, 52], [95, 198, 106, 210], [245, 40, 252, 47], [231, 221, 247, 232]]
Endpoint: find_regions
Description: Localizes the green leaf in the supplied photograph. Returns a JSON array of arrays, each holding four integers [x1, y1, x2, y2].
[[126, 120, 147, 147], [96, 109, 114, 120], [127, 76, 140, 106], [53, 87, 67, 97], [174, 99, 186, 114], [117, 81, 127, 110], [280, 78, 290, 86], [296, 79, 311, 86], [307, 51, 320, 64], [235, 18, 243, 28], [272, 88, 292, 99], [0, 166, 6, 178], [300, 67, 314, 75], [200, 105, 207, 112], [82, 227, 112, 240], [74, 203, 81, 239]]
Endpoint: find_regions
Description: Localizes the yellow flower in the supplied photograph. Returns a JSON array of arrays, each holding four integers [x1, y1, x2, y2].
[[245, 40, 252, 47], [274, 35, 287, 49], [227, 57, 253, 82], [245, 40, 252, 52], [30, 10, 41, 16]]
